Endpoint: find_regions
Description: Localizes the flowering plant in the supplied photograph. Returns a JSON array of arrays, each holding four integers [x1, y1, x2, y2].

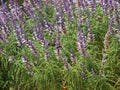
[[0, 0, 120, 90]]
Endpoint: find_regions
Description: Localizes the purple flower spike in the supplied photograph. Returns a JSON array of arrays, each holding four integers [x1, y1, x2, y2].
[[80, 71, 87, 80], [19, 26, 28, 45], [12, 19, 22, 46], [0, 33, 7, 44], [0, 48, 7, 55], [91, 68, 96, 76], [64, 58, 69, 71], [68, 0, 76, 21], [80, 63, 88, 72], [108, 0, 113, 18], [37, 25, 44, 43], [36, 25, 49, 61], [99, 51, 107, 76], [44, 39, 49, 62], [36, 13, 45, 28], [0, 5, 11, 37], [87, 19, 93, 42], [70, 49, 77, 64], [62, 0, 71, 22], [22, 55, 33, 75], [55, 13, 62, 60], [77, 23, 88, 57], [77, 32, 87, 57], [56, 28, 62, 60], [81, 0, 89, 17], [103, 0, 109, 15], [31, 26, 39, 40], [108, 17, 114, 35], [28, 40, 39, 57], [78, 6, 82, 20], [58, 8, 67, 34], [22, 55, 28, 63], [90, 0, 96, 17], [118, 26, 120, 35], [114, 1, 119, 25]]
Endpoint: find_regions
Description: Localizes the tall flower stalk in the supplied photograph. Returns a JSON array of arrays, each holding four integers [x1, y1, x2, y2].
[[27, 40, 39, 57], [104, 17, 113, 50], [113, 1, 120, 43], [99, 51, 107, 76], [22, 55, 33, 75], [37, 25, 49, 61], [55, 12, 62, 60], [64, 58, 69, 71], [77, 23, 87, 57], [90, 0, 96, 17]]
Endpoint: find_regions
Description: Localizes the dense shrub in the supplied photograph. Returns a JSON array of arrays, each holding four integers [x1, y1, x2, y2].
[[0, 0, 120, 90]]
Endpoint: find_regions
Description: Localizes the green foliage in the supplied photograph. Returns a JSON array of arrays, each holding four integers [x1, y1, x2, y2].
[[0, 1, 120, 90]]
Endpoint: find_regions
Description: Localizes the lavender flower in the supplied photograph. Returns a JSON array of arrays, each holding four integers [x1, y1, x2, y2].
[[76, 0, 81, 7], [55, 28, 62, 60], [37, 26, 44, 43], [101, 0, 103, 5], [27, 40, 39, 57], [22, 55, 33, 75], [18, 26, 28, 45], [118, 0, 120, 4], [90, 0, 96, 17], [113, 1, 120, 43], [30, 0, 42, 9], [114, 1, 119, 25], [44, 39, 49, 61], [101, 0, 104, 12], [62, 0, 71, 22], [31, 26, 39, 40], [79, 71, 87, 80], [104, 17, 113, 50], [99, 51, 107, 76], [45, 19, 54, 35], [81, 0, 89, 17], [24, 3, 35, 20], [12, 19, 22, 46], [77, 32, 86, 57], [36, 13, 45, 28], [0, 48, 7, 54], [64, 58, 69, 71], [55, 13, 62, 60], [103, 0, 109, 15], [91, 68, 96, 76], [108, 17, 114, 35], [77, 23, 88, 57], [22, 55, 33, 69], [87, 19, 94, 42], [77, 4, 81, 16], [108, 0, 113, 18], [117, 27, 120, 44], [22, 55, 28, 63], [80, 63, 88, 72], [0, 6, 11, 37], [69, 0, 76, 20], [36, 24, 49, 61], [70, 49, 77, 64], [0, 33, 7, 44], [62, 0, 68, 13], [58, 8, 67, 34]]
